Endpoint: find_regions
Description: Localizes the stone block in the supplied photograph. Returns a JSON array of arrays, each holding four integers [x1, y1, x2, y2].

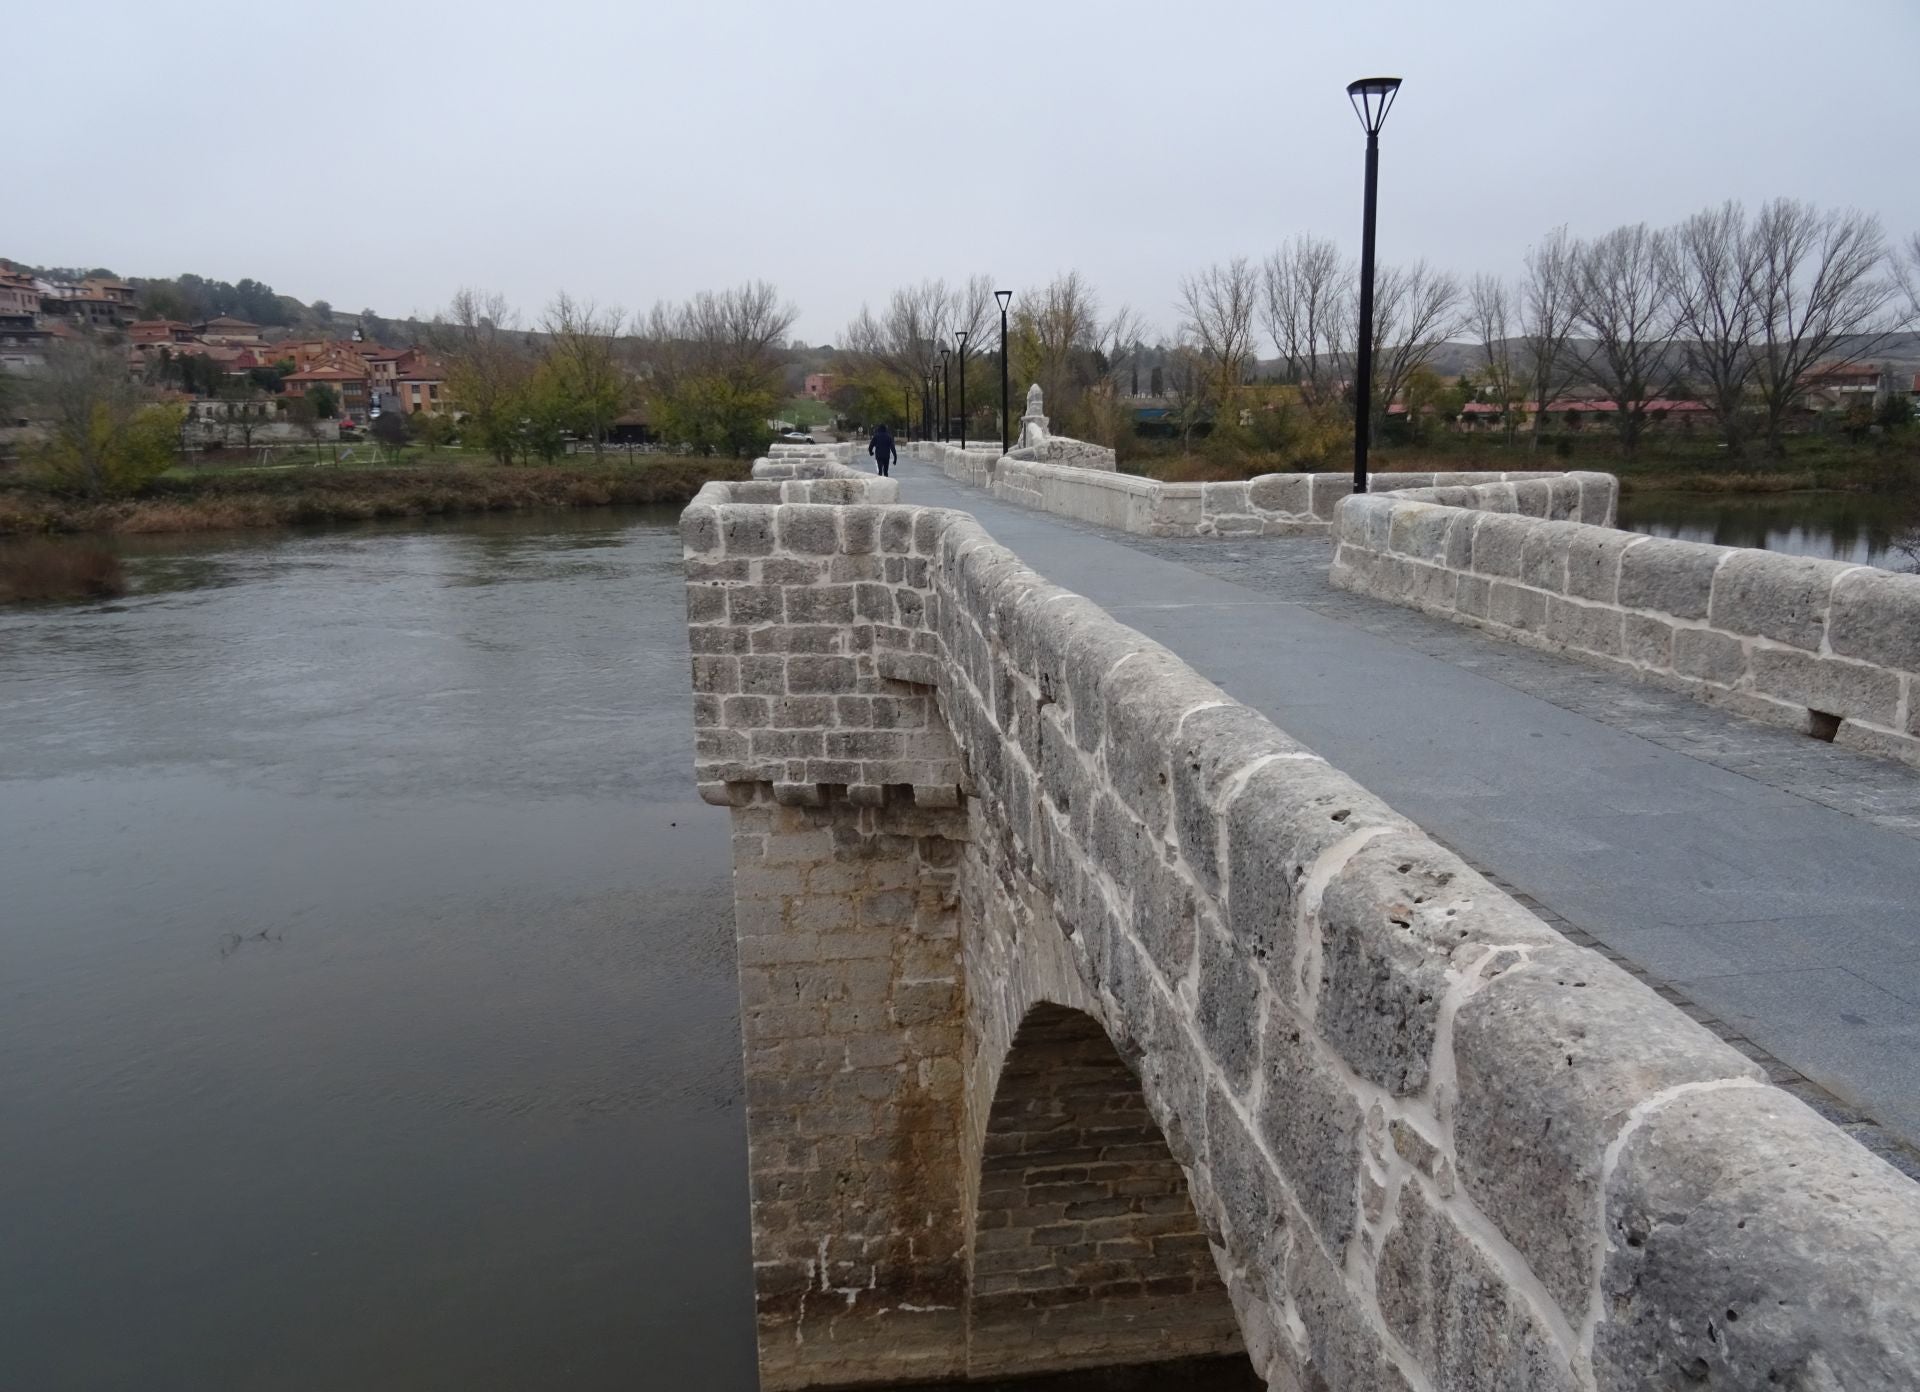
[[1545, 474, 1583, 522], [1256, 1007, 1361, 1251], [721, 509, 776, 557], [1748, 646, 1900, 727], [1129, 851, 1200, 984], [728, 584, 784, 626], [1310, 475, 1355, 522], [1456, 574, 1493, 620], [786, 655, 858, 695], [1202, 482, 1250, 516], [1224, 757, 1412, 976], [1707, 549, 1841, 651], [1284, 1204, 1413, 1392], [1315, 834, 1560, 1096], [1595, 1083, 1920, 1390], [1617, 537, 1721, 620], [1441, 510, 1478, 570], [1103, 650, 1221, 832], [1663, 626, 1744, 688], [838, 506, 879, 554], [1376, 1182, 1578, 1392], [1827, 566, 1920, 674], [1564, 528, 1639, 603], [1202, 1088, 1277, 1277], [681, 505, 719, 554], [1388, 503, 1453, 562], [1488, 581, 1549, 634], [1247, 472, 1311, 517], [1470, 513, 1534, 579], [1621, 612, 1675, 668], [1546, 596, 1623, 657], [1196, 924, 1262, 1094], [1519, 520, 1580, 593], [1451, 944, 1765, 1322], [1172, 704, 1307, 898]]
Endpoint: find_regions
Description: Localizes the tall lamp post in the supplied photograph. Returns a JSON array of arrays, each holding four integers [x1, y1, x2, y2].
[[1346, 76, 1401, 495], [938, 348, 950, 443], [995, 289, 1012, 453], [954, 330, 969, 450], [924, 374, 935, 443]]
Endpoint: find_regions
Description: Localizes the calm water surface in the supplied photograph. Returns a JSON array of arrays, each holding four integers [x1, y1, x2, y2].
[[0, 510, 757, 1391], [1616, 489, 1919, 569]]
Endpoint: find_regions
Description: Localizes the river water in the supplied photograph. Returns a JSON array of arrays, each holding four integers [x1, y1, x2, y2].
[[0, 510, 758, 1392], [1616, 488, 1919, 569]]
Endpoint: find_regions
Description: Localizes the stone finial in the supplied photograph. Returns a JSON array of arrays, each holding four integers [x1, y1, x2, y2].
[[1018, 383, 1051, 449], [1026, 383, 1044, 417]]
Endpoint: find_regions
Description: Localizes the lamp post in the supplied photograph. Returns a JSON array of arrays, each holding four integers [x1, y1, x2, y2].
[[1346, 76, 1401, 495], [954, 330, 969, 450], [938, 348, 950, 443], [995, 289, 1012, 453], [924, 374, 935, 444]]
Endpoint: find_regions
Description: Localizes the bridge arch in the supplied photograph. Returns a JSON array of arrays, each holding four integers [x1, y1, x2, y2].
[[967, 1001, 1252, 1382]]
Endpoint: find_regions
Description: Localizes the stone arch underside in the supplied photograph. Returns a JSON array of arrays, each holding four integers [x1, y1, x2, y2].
[[968, 1002, 1251, 1382]]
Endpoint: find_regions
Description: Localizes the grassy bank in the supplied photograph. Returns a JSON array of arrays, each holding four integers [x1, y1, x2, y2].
[[1120, 432, 1920, 494], [0, 458, 749, 537]]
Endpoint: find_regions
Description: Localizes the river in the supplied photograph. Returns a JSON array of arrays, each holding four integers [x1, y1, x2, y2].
[[1616, 488, 1918, 569], [0, 509, 757, 1392]]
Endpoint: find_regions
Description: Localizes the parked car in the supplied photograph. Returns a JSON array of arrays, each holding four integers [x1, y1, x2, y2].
[[779, 430, 816, 444]]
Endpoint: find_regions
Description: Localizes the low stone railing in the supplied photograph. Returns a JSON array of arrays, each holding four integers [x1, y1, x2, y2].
[[684, 469, 1920, 1389], [1330, 478, 1920, 769], [911, 439, 1592, 538]]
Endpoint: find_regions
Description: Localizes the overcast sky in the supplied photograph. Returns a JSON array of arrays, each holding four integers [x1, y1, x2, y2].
[[13, 1, 1919, 344]]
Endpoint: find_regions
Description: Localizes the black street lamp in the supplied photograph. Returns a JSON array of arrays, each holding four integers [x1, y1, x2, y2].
[[954, 330, 969, 450], [938, 347, 950, 443], [1347, 75, 1401, 495], [924, 374, 935, 443], [995, 289, 1012, 453]]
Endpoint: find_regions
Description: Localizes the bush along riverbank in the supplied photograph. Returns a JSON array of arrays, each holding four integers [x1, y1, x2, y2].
[[0, 458, 751, 537], [0, 540, 128, 602]]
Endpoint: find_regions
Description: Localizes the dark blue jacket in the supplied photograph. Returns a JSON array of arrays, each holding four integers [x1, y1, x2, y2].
[[868, 428, 896, 464]]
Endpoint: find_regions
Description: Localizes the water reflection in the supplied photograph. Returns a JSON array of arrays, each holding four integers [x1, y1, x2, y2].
[[1616, 490, 1920, 570], [0, 508, 757, 1392]]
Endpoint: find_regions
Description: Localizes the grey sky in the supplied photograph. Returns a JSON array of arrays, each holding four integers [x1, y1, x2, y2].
[[14, 0, 1920, 345]]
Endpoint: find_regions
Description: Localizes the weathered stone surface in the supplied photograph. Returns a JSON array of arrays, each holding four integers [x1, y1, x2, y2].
[[1196, 924, 1262, 1094], [1597, 1084, 1920, 1391], [1256, 1007, 1361, 1250], [1171, 704, 1310, 898], [1826, 565, 1920, 674], [1748, 646, 1901, 726], [1247, 472, 1311, 516], [1708, 549, 1841, 651], [1377, 1182, 1579, 1392], [1564, 528, 1641, 603], [1470, 513, 1536, 579], [1617, 536, 1722, 619], [1223, 757, 1411, 974], [1672, 627, 1747, 686], [1317, 835, 1561, 1095], [1286, 1208, 1414, 1392], [1452, 945, 1765, 1321]]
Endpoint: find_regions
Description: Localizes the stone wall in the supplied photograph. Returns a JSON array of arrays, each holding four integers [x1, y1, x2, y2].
[[683, 473, 1920, 1389], [1330, 479, 1920, 770], [910, 440, 1594, 538]]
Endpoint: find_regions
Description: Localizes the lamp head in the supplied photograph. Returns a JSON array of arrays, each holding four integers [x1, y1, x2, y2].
[[995, 289, 1012, 312], [955, 330, 968, 347], [1346, 76, 1402, 135]]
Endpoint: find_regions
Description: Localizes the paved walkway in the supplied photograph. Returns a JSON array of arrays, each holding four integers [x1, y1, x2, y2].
[[897, 463, 1920, 1172]]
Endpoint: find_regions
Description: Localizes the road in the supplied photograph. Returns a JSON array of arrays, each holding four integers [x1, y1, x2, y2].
[[897, 460, 1920, 1171]]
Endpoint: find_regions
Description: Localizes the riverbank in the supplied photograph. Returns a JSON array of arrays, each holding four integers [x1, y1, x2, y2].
[[0, 458, 748, 537]]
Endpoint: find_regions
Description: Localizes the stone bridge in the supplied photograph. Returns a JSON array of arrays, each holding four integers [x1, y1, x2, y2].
[[683, 448, 1920, 1389]]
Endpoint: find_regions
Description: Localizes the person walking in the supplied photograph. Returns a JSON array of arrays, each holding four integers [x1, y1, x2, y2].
[[868, 423, 897, 478]]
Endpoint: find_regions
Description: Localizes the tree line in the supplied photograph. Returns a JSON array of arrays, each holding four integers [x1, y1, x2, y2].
[[1191, 201, 1920, 459], [429, 281, 796, 465]]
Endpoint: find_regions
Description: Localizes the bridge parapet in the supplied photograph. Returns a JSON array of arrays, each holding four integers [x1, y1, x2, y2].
[[1332, 477, 1920, 771], [683, 472, 1920, 1389]]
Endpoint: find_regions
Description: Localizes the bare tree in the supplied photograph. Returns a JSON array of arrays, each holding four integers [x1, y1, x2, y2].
[[1007, 271, 1138, 437], [637, 281, 797, 455], [1662, 201, 1764, 453], [1160, 338, 1212, 454], [540, 291, 629, 453], [1570, 224, 1679, 457], [1748, 200, 1896, 454], [845, 275, 996, 399], [1369, 260, 1463, 428], [1261, 236, 1351, 400], [1467, 274, 1520, 443], [1178, 257, 1260, 403], [431, 288, 531, 462], [1520, 226, 1580, 452], [1897, 231, 1920, 322]]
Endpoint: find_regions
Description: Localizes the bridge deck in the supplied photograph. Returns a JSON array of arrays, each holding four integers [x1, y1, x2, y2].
[[897, 461, 1920, 1166]]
